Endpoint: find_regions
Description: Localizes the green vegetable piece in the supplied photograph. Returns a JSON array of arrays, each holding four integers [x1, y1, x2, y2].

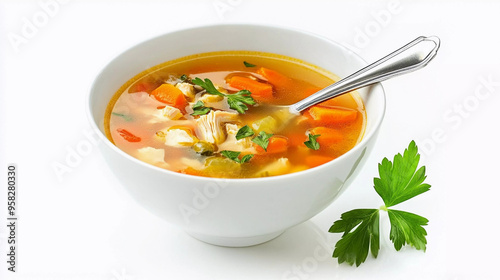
[[329, 141, 431, 266], [192, 77, 256, 114], [251, 116, 278, 134], [221, 150, 254, 163], [180, 74, 188, 82], [191, 101, 211, 116], [111, 112, 133, 122], [304, 134, 321, 150], [243, 61, 256, 67], [235, 125, 255, 140], [251, 131, 273, 151]]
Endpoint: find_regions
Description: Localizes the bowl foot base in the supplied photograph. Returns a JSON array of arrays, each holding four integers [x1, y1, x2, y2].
[[187, 230, 284, 247]]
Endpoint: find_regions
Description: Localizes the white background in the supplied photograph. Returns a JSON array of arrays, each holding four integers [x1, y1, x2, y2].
[[1, 0, 499, 279]]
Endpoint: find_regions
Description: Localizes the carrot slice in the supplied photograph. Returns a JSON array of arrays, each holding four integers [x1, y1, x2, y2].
[[257, 67, 291, 89], [309, 127, 343, 146], [116, 129, 141, 142], [227, 76, 273, 101], [305, 155, 335, 168], [151, 84, 188, 110], [254, 136, 289, 154], [305, 105, 358, 125]]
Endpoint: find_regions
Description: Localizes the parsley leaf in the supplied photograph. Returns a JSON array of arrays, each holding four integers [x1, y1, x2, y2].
[[180, 74, 188, 82], [236, 125, 255, 140], [220, 150, 254, 163], [243, 61, 256, 67], [329, 141, 431, 266], [304, 134, 321, 150], [329, 209, 380, 267], [374, 140, 431, 207], [192, 77, 256, 114], [251, 131, 273, 151], [191, 101, 211, 116], [387, 209, 428, 251], [192, 77, 224, 96]]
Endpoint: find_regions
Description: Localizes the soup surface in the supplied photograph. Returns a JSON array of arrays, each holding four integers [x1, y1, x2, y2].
[[105, 51, 366, 178]]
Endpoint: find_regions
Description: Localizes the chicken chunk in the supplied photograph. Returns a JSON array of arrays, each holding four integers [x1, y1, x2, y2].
[[164, 127, 198, 147], [195, 110, 238, 144], [137, 147, 166, 164], [217, 123, 254, 152], [175, 82, 196, 101]]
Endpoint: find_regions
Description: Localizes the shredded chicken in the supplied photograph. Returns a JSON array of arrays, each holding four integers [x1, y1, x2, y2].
[[137, 147, 166, 164], [164, 128, 198, 147], [217, 123, 254, 152], [152, 105, 183, 122], [254, 158, 291, 177], [195, 110, 238, 144], [175, 82, 196, 101]]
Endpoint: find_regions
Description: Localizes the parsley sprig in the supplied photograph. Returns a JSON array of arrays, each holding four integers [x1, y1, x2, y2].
[[329, 141, 431, 266], [192, 77, 256, 114], [251, 131, 273, 151], [191, 101, 211, 116], [304, 134, 321, 150], [221, 150, 254, 163]]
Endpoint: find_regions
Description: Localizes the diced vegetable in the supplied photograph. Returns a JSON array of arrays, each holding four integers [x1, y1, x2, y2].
[[309, 127, 343, 146], [257, 67, 291, 89], [251, 116, 279, 134], [227, 76, 273, 100], [204, 156, 242, 177], [151, 84, 188, 110], [305, 105, 358, 125], [305, 155, 335, 168], [255, 135, 288, 154], [117, 129, 141, 142]]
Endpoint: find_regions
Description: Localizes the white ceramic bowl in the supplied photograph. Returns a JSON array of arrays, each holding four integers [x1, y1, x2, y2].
[[87, 24, 386, 247]]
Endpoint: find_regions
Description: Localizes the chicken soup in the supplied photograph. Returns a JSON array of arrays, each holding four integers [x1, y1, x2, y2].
[[105, 51, 366, 178]]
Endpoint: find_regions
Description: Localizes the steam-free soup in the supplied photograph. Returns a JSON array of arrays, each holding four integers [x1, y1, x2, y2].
[[105, 51, 366, 178]]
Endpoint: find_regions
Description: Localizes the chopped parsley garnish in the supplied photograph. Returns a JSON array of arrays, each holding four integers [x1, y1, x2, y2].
[[251, 131, 273, 151], [304, 134, 321, 150], [243, 61, 256, 67], [191, 101, 211, 116], [235, 125, 255, 140], [329, 141, 431, 266], [220, 150, 254, 163], [180, 74, 188, 82], [191, 77, 256, 114]]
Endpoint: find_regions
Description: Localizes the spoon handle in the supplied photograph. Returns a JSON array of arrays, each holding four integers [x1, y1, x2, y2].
[[289, 36, 441, 113]]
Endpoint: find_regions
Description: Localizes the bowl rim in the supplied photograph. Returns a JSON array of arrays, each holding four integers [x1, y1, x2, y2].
[[87, 23, 386, 183]]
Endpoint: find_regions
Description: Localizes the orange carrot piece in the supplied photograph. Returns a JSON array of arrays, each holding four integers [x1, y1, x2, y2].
[[179, 167, 205, 177], [151, 84, 188, 110], [255, 136, 289, 154], [309, 127, 343, 146], [116, 129, 141, 142], [257, 67, 291, 89], [305, 155, 335, 168], [305, 105, 358, 125], [227, 76, 273, 100]]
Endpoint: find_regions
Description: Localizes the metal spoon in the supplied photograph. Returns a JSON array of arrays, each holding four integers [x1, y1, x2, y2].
[[285, 36, 440, 115]]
